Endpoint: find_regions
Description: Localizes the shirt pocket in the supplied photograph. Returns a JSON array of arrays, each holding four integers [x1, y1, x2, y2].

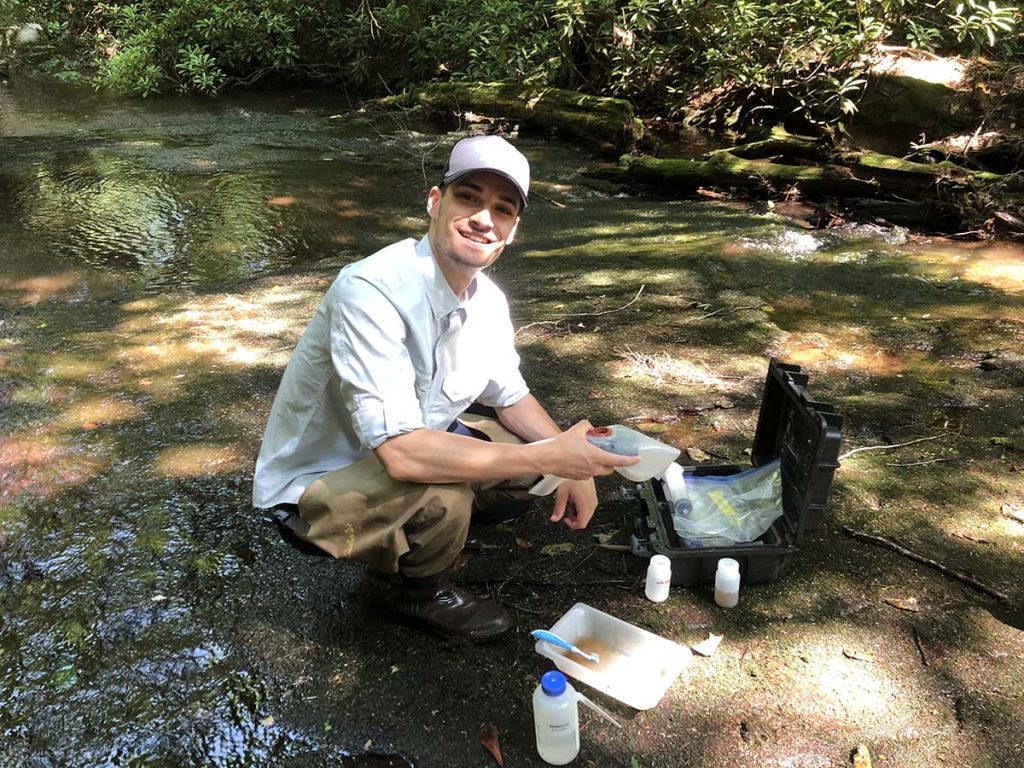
[[440, 369, 486, 407]]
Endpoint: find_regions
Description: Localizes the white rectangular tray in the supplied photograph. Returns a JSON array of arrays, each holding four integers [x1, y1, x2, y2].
[[533, 602, 691, 710]]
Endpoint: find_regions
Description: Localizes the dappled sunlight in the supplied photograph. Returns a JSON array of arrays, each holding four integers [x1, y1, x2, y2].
[[58, 396, 142, 431], [121, 297, 171, 313], [572, 269, 689, 290], [44, 353, 114, 382], [9, 272, 83, 306], [792, 642, 903, 724], [0, 433, 106, 500], [614, 349, 744, 390], [868, 49, 966, 86], [153, 443, 243, 477], [963, 256, 1024, 294], [773, 332, 937, 376], [112, 291, 310, 376], [932, 468, 1024, 551]]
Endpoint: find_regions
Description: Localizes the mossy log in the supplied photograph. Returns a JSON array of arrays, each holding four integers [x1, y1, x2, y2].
[[372, 82, 644, 155], [705, 126, 832, 163], [616, 150, 880, 198], [613, 126, 1008, 205], [839, 150, 1005, 196]]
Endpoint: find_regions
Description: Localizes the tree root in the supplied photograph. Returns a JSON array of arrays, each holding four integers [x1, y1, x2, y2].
[[842, 525, 1010, 603]]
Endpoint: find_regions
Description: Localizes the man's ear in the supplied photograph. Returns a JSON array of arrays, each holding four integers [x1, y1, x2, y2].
[[426, 186, 442, 219]]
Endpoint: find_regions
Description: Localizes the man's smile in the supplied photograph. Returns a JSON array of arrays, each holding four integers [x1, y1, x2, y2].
[[458, 229, 494, 245]]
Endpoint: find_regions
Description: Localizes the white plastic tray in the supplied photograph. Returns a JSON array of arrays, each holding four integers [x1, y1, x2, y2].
[[533, 602, 691, 710]]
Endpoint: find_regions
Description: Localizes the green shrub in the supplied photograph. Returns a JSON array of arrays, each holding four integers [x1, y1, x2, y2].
[[10, 0, 1021, 128]]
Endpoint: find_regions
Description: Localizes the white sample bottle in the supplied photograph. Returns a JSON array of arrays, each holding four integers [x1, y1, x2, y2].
[[645, 554, 672, 602], [714, 558, 740, 608], [661, 461, 686, 504], [533, 670, 580, 765]]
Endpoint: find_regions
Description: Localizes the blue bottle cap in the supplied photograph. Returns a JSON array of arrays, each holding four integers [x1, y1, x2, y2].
[[540, 670, 567, 696]]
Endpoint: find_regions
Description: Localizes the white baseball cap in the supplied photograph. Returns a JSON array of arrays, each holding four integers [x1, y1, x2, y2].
[[441, 135, 530, 209]]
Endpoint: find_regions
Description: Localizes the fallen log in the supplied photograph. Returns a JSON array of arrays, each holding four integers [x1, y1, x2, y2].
[[910, 131, 1024, 174], [370, 82, 644, 156], [705, 125, 832, 163], [615, 152, 880, 198], [840, 150, 1004, 197]]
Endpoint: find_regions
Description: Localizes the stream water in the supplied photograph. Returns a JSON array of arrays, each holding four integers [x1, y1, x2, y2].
[[2, 78, 1022, 767]]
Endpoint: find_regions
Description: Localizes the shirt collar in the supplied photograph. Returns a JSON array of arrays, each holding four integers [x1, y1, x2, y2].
[[417, 235, 478, 320]]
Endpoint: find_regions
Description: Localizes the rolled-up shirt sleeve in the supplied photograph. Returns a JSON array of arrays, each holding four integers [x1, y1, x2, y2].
[[330, 276, 424, 449]]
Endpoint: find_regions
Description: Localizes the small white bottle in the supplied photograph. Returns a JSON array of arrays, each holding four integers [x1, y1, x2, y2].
[[533, 670, 580, 765], [714, 558, 740, 608], [645, 555, 672, 602]]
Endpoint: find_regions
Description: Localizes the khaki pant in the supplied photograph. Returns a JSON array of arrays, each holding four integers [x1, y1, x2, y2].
[[294, 414, 538, 578]]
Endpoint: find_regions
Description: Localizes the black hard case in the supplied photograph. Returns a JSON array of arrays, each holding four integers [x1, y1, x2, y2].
[[630, 358, 844, 586]]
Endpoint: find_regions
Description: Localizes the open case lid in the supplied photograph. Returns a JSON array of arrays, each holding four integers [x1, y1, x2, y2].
[[750, 358, 844, 538]]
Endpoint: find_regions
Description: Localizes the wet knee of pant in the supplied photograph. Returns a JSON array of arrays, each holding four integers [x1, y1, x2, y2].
[[403, 489, 473, 538]]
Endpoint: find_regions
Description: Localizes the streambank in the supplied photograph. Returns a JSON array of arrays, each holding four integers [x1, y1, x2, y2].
[[374, 61, 1024, 237]]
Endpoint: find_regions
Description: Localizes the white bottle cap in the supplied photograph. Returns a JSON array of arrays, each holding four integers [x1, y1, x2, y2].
[[650, 555, 672, 574], [717, 558, 739, 576]]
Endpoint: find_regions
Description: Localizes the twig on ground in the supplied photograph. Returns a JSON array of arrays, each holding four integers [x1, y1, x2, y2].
[[884, 457, 957, 467], [839, 433, 951, 461], [912, 626, 930, 667], [680, 304, 763, 324], [561, 545, 600, 575], [460, 575, 632, 588], [515, 285, 645, 336], [596, 543, 633, 552], [842, 525, 1009, 603], [508, 602, 546, 616], [530, 189, 567, 208]]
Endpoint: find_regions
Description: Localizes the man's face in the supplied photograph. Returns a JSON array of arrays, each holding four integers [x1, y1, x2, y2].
[[426, 171, 522, 276]]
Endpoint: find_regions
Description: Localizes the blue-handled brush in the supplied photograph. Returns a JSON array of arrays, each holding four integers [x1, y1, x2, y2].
[[531, 629, 600, 664]]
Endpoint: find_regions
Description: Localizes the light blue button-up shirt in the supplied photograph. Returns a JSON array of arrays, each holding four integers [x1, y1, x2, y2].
[[252, 235, 530, 508]]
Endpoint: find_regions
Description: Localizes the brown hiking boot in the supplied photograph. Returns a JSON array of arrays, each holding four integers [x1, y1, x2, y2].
[[393, 570, 513, 641]]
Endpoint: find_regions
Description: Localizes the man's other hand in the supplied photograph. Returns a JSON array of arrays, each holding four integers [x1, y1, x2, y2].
[[549, 478, 598, 530]]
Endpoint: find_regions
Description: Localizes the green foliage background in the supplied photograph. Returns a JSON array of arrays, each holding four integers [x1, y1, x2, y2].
[[7, 0, 1022, 126]]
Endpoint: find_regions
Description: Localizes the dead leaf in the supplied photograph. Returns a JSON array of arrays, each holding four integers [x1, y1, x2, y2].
[[541, 543, 576, 557], [480, 723, 503, 767], [462, 540, 500, 552], [852, 743, 873, 768], [883, 596, 920, 612], [712, 398, 734, 409], [1001, 503, 1024, 524], [514, 537, 533, 549], [691, 633, 723, 657], [843, 648, 875, 663], [452, 551, 474, 570], [260, 716, 275, 727], [588, 390, 607, 399], [81, 421, 99, 430], [686, 447, 711, 462], [364, 739, 373, 749], [269, 195, 297, 206], [594, 532, 616, 545]]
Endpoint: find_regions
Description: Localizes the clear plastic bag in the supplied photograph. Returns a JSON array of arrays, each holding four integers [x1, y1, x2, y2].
[[669, 459, 783, 548]]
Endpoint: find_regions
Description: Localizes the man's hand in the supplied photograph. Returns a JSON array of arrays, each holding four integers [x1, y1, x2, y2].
[[541, 421, 641, 480], [550, 478, 598, 530]]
